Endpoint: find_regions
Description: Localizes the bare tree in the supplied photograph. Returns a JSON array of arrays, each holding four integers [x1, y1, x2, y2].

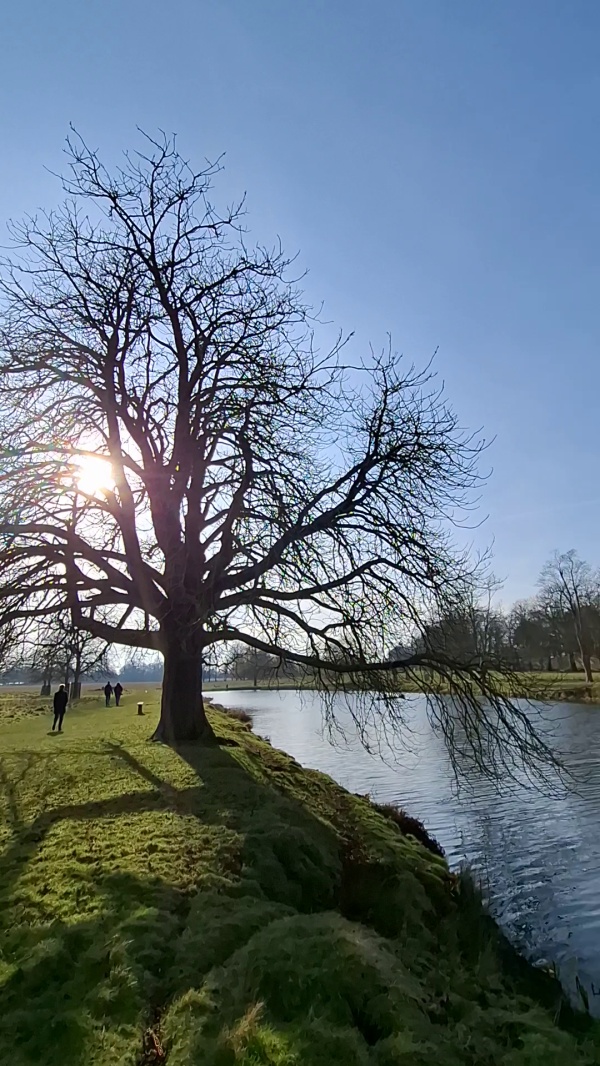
[[0, 132, 559, 782], [26, 615, 111, 698], [0, 619, 23, 679], [26, 625, 63, 695], [227, 642, 299, 686], [56, 616, 112, 700], [417, 579, 507, 676], [538, 551, 599, 682]]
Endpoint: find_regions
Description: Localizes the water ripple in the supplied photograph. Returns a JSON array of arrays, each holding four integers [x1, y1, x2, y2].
[[211, 688, 600, 1011]]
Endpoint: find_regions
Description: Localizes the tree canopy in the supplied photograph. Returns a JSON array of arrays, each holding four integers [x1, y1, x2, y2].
[[0, 132, 559, 781]]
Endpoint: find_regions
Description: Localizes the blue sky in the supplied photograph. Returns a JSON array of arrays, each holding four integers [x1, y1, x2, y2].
[[1, 0, 599, 605]]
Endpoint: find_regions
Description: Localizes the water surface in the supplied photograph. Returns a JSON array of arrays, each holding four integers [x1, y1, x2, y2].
[[210, 687, 600, 1011]]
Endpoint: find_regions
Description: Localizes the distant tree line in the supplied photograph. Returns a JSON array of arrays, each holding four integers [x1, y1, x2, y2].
[[117, 655, 163, 683], [405, 550, 600, 683], [203, 548, 600, 688], [0, 618, 167, 691], [1, 614, 112, 695], [219, 645, 303, 686]]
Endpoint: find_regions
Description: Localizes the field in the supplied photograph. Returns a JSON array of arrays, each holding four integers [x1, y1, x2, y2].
[[0, 682, 163, 722], [1, 689, 600, 1064]]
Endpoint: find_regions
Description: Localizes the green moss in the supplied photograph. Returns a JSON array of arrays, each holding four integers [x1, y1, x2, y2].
[[0, 690, 598, 1064]]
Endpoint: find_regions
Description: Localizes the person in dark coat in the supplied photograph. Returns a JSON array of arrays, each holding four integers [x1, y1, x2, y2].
[[104, 681, 113, 707], [52, 685, 68, 732], [114, 682, 123, 706]]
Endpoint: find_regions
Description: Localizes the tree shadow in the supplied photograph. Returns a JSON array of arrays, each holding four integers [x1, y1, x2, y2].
[[0, 727, 346, 932], [0, 731, 350, 1065], [0, 725, 587, 1065], [104, 740, 180, 797], [0, 867, 189, 1066]]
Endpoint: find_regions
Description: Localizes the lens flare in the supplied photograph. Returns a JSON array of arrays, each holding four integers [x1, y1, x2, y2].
[[74, 455, 114, 496]]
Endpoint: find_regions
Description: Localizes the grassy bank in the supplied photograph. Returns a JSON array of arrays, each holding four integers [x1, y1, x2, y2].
[[388, 670, 600, 705], [519, 672, 600, 705], [1, 691, 599, 1064], [205, 672, 600, 705]]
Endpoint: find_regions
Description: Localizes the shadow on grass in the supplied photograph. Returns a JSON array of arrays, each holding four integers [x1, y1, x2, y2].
[[0, 868, 189, 1065], [1, 724, 594, 1066], [0, 731, 346, 1064]]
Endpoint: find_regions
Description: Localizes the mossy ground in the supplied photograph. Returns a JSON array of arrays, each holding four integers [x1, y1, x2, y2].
[[0, 690, 599, 1064]]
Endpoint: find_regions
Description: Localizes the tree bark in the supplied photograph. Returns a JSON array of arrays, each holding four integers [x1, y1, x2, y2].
[[569, 652, 577, 673], [70, 654, 81, 703], [582, 650, 593, 683], [152, 645, 215, 745]]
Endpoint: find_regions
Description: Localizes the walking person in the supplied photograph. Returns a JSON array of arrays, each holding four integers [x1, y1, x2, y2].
[[52, 684, 68, 733], [104, 681, 113, 707], [114, 682, 123, 707]]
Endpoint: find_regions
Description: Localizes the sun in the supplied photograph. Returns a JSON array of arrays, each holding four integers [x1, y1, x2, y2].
[[74, 455, 114, 497]]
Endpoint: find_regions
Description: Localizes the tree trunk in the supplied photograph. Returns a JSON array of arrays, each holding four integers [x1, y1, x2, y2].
[[152, 646, 215, 745], [63, 660, 72, 704], [569, 652, 577, 673], [70, 655, 81, 703], [582, 650, 593, 683], [71, 671, 82, 702], [547, 656, 553, 672]]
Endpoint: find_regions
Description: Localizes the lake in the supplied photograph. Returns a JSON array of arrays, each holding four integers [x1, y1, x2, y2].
[[209, 687, 600, 1012]]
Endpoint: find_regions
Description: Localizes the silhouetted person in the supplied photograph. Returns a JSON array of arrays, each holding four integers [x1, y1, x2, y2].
[[52, 685, 68, 732], [114, 682, 123, 706], [104, 681, 113, 707]]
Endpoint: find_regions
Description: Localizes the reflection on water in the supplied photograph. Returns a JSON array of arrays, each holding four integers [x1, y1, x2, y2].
[[210, 688, 600, 1011]]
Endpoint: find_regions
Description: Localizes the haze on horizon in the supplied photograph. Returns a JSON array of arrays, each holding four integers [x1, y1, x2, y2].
[[1, 0, 598, 606]]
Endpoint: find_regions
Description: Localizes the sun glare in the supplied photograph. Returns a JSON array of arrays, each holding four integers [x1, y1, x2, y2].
[[74, 455, 114, 496]]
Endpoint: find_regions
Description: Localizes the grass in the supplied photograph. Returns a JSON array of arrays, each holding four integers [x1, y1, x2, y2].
[[0, 682, 163, 722], [1, 689, 599, 1064], [521, 672, 600, 704], [391, 669, 600, 703]]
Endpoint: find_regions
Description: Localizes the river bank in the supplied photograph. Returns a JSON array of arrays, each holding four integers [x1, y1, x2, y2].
[[205, 671, 600, 706], [1, 692, 599, 1064], [533, 676, 600, 704]]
